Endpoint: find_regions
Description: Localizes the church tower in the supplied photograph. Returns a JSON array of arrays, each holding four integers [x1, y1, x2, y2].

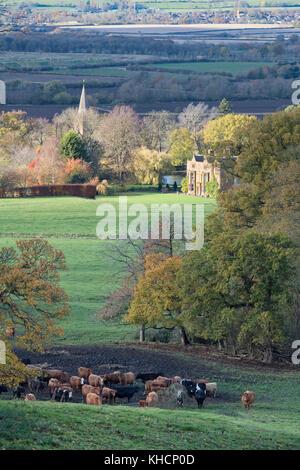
[[78, 81, 89, 135]]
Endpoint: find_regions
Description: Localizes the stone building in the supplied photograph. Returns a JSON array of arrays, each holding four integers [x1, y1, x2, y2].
[[186, 154, 234, 196]]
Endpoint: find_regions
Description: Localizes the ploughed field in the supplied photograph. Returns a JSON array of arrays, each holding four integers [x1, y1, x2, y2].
[[1, 344, 300, 450]]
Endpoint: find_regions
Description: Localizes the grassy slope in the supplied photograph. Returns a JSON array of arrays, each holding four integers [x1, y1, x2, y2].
[[0, 193, 216, 345], [1, 362, 300, 450]]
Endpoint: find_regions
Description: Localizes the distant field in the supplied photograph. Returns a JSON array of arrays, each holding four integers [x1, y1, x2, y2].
[[53, 67, 134, 77], [0, 52, 163, 73], [0, 193, 217, 345], [143, 61, 272, 76], [3, 0, 300, 11]]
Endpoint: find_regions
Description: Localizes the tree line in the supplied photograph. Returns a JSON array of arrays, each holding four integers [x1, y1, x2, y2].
[[100, 106, 300, 363]]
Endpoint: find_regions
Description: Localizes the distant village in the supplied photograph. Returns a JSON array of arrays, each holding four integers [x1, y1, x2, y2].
[[1, 1, 300, 31]]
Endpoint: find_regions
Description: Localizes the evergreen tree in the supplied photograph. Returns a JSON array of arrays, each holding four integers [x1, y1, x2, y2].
[[218, 98, 232, 116], [60, 130, 86, 161]]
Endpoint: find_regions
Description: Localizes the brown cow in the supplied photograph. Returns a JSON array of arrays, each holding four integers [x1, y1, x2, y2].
[[242, 391, 255, 409], [88, 374, 103, 388], [139, 400, 148, 407], [70, 376, 83, 390], [48, 378, 60, 396], [150, 377, 171, 391], [120, 372, 135, 386], [103, 371, 121, 385], [25, 393, 36, 401], [146, 391, 158, 407], [171, 376, 182, 384], [102, 387, 116, 404], [59, 383, 73, 392], [155, 376, 172, 386], [145, 380, 153, 394], [192, 379, 209, 384], [82, 384, 101, 401], [86, 392, 102, 406], [6, 327, 15, 338], [44, 369, 69, 382], [150, 384, 166, 393], [78, 367, 93, 382]]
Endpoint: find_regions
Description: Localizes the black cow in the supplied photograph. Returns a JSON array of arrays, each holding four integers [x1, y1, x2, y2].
[[195, 383, 206, 408], [181, 379, 197, 397], [136, 373, 164, 383], [13, 386, 26, 399], [181, 380, 207, 408], [111, 385, 139, 403], [53, 387, 72, 402]]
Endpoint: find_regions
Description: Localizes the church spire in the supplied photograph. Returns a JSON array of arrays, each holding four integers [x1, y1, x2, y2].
[[78, 81, 89, 135], [78, 80, 89, 114]]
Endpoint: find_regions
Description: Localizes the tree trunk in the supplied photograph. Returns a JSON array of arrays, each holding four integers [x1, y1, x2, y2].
[[263, 346, 273, 364], [139, 325, 145, 343], [179, 326, 190, 346]]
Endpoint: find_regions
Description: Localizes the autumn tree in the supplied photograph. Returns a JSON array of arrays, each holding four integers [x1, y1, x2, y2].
[[96, 106, 140, 183], [0, 239, 70, 385], [53, 107, 102, 139], [98, 222, 184, 342], [170, 128, 195, 166], [203, 113, 256, 166], [131, 147, 172, 185], [125, 254, 190, 345], [28, 138, 66, 185], [180, 176, 188, 193]]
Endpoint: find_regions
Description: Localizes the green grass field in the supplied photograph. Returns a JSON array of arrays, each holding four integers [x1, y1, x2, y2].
[[1, 360, 300, 450], [143, 61, 272, 76], [1, 193, 300, 451], [0, 193, 217, 345], [0, 52, 162, 73], [3, 0, 299, 11]]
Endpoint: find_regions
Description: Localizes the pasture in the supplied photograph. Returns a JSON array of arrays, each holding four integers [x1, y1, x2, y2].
[[0, 193, 217, 345], [1, 193, 300, 451], [142, 61, 272, 76], [0, 344, 300, 449], [0, 52, 162, 73]]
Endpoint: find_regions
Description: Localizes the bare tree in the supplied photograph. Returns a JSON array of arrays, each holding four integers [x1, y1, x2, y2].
[[96, 106, 140, 183], [141, 111, 176, 153], [178, 102, 217, 152], [98, 220, 185, 342]]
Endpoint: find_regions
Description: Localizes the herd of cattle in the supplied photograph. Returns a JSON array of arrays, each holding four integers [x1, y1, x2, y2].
[[0, 366, 255, 410]]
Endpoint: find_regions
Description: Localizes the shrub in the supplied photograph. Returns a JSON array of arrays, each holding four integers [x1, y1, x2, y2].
[[206, 177, 219, 198], [180, 176, 188, 193], [64, 158, 92, 184], [96, 179, 111, 196], [0, 185, 96, 199]]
